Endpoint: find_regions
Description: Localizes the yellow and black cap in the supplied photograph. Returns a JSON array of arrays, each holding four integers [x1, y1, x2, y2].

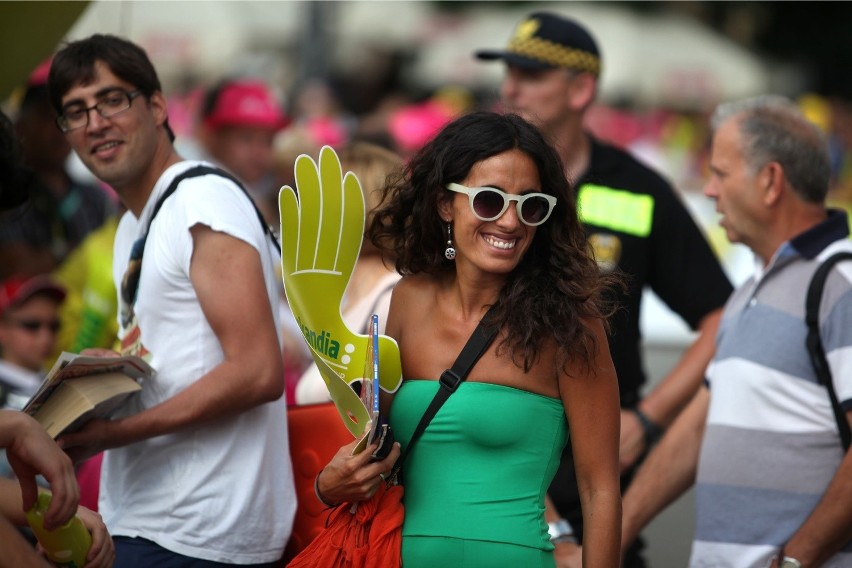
[[475, 12, 601, 76]]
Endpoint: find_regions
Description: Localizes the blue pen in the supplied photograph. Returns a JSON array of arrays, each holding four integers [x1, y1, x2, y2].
[[371, 314, 380, 416]]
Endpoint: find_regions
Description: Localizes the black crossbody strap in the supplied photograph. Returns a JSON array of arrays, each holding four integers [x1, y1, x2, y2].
[[388, 305, 499, 481], [124, 165, 281, 307], [148, 165, 280, 254], [805, 251, 852, 452]]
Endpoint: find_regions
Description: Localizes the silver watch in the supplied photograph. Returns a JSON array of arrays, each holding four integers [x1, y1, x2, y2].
[[547, 518, 577, 544], [779, 557, 802, 568]]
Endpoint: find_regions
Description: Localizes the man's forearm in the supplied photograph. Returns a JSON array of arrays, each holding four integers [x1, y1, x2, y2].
[[638, 309, 721, 428], [622, 387, 709, 549]]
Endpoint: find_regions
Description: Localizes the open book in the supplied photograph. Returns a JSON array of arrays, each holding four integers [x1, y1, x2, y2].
[[23, 352, 155, 438]]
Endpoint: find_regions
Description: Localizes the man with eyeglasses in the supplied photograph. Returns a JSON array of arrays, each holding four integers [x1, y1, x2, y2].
[[474, 12, 733, 567], [46, 34, 295, 567]]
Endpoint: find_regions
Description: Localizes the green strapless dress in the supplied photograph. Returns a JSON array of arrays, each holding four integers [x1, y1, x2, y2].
[[390, 380, 568, 567]]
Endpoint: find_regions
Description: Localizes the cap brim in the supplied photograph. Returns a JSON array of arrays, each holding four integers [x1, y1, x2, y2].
[[0, 276, 66, 316], [19, 278, 66, 304], [474, 49, 555, 70]]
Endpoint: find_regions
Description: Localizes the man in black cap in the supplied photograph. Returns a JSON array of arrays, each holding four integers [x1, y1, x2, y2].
[[476, 12, 733, 567]]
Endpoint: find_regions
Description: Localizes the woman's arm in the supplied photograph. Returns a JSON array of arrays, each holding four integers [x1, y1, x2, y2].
[[559, 318, 622, 568]]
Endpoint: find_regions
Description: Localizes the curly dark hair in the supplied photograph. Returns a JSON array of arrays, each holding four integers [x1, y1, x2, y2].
[[368, 111, 619, 373]]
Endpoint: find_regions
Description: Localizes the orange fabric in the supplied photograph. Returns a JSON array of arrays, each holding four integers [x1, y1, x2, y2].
[[282, 403, 358, 563], [286, 482, 404, 568]]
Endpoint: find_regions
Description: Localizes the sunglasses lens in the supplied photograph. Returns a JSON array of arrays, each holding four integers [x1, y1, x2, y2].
[[520, 196, 552, 224], [472, 189, 506, 220]]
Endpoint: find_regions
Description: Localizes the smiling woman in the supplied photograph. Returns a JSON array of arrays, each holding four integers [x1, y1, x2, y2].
[[439, 148, 542, 276], [314, 111, 624, 568]]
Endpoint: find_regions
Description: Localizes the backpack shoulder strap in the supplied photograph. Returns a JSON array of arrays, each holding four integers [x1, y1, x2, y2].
[[805, 251, 852, 452], [123, 165, 281, 307], [148, 165, 280, 254]]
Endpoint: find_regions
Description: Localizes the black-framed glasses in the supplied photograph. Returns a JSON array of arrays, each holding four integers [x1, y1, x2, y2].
[[8, 318, 62, 334], [57, 89, 143, 132], [446, 183, 557, 226]]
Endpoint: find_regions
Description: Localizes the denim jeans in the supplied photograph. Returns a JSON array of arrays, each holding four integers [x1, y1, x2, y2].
[[113, 536, 281, 568]]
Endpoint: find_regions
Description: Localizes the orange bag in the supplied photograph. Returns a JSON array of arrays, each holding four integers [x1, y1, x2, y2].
[[283, 403, 357, 561], [286, 482, 404, 568]]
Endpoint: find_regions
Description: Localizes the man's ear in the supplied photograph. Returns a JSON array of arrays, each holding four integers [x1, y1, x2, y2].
[[566, 72, 597, 111], [149, 91, 169, 130], [761, 162, 785, 206]]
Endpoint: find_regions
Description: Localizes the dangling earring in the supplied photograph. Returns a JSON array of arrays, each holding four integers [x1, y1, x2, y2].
[[444, 222, 456, 260]]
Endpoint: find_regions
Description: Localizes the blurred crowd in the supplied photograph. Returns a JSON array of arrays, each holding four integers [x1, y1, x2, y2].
[[4, 49, 852, 400], [2, 8, 852, 566]]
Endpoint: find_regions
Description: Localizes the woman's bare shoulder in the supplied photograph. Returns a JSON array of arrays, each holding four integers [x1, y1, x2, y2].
[[392, 273, 440, 302]]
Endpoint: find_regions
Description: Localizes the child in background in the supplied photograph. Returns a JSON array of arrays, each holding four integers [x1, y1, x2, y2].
[[0, 274, 66, 411], [0, 274, 66, 479]]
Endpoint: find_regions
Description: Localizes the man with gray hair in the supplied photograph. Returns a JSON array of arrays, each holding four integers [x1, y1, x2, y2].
[[621, 96, 852, 567]]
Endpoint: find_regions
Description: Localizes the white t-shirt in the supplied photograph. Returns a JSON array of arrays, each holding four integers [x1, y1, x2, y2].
[[106, 161, 295, 563]]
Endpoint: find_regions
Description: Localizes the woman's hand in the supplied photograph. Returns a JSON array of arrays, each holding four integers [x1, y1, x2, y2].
[[316, 438, 401, 505]]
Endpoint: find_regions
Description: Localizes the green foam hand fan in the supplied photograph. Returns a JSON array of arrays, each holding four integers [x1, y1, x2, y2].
[[279, 146, 402, 441]]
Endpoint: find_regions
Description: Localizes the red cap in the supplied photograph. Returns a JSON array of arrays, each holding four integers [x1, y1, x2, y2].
[[203, 80, 289, 131], [27, 57, 53, 88], [0, 274, 66, 317]]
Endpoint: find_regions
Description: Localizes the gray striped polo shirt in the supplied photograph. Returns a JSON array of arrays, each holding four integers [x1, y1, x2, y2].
[[693, 209, 852, 567]]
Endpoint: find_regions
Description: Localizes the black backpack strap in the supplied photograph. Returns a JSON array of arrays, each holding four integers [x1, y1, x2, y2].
[[148, 165, 280, 254], [123, 165, 281, 307], [387, 305, 499, 482], [805, 251, 852, 452]]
